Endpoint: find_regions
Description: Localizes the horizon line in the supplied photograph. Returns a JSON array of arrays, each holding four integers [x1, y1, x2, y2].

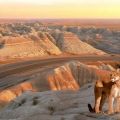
[[0, 17, 120, 20]]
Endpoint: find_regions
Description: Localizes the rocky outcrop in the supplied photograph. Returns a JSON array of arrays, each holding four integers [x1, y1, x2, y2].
[[0, 60, 118, 120], [0, 61, 111, 108], [0, 32, 61, 58], [0, 84, 117, 120], [51, 31, 105, 55], [0, 82, 35, 108], [23, 61, 100, 91]]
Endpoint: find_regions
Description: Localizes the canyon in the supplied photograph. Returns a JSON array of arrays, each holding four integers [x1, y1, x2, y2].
[[0, 20, 120, 120]]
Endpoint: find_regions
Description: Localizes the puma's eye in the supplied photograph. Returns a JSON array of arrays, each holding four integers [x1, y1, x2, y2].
[[110, 74, 112, 77]]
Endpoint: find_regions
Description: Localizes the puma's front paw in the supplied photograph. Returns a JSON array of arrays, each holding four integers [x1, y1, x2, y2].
[[115, 110, 120, 114], [107, 110, 114, 115], [95, 110, 101, 114]]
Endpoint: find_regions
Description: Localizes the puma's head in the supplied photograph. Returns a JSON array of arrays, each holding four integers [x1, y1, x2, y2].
[[110, 71, 120, 82]]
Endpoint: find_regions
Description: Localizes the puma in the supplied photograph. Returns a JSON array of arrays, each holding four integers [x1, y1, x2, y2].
[[108, 71, 120, 114], [88, 70, 120, 114]]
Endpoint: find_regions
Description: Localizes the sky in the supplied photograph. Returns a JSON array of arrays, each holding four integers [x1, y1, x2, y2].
[[0, 0, 120, 19]]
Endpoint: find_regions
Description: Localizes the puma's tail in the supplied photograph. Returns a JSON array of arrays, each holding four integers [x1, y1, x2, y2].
[[88, 104, 95, 113]]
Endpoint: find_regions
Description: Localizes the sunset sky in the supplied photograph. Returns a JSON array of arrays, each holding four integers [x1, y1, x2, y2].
[[0, 0, 120, 18]]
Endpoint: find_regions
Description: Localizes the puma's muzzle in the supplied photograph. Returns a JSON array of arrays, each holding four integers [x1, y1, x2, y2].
[[111, 76, 120, 82]]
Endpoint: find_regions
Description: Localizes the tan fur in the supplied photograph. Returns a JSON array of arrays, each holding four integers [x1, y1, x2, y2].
[[108, 77, 120, 114], [89, 71, 120, 114]]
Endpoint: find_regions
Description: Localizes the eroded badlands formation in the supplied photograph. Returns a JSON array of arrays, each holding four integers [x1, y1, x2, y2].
[[0, 22, 109, 60], [0, 31, 106, 59], [65, 26, 120, 54], [51, 31, 105, 55], [0, 61, 119, 120], [0, 21, 120, 120], [0, 21, 120, 59], [0, 32, 61, 58]]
